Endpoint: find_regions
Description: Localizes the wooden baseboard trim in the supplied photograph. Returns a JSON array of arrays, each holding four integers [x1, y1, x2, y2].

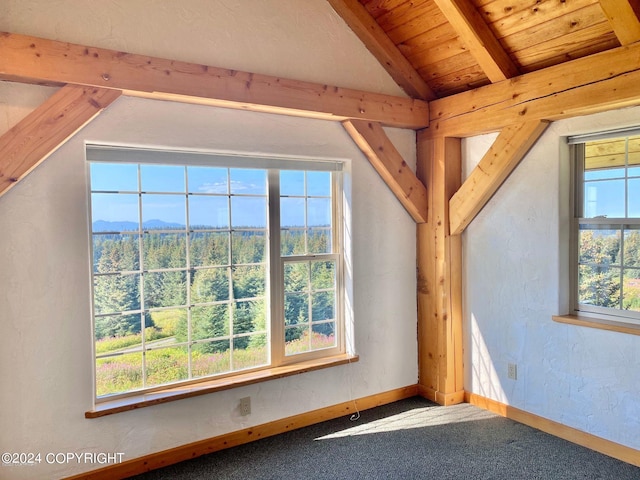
[[465, 392, 640, 467], [65, 385, 418, 480], [418, 385, 465, 406]]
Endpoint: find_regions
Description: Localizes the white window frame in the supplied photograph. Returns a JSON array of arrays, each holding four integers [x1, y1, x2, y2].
[[568, 129, 640, 325], [87, 145, 345, 402]]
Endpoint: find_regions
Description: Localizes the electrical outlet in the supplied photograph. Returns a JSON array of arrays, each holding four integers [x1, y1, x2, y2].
[[507, 363, 517, 380], [239, 396, 251, 416]]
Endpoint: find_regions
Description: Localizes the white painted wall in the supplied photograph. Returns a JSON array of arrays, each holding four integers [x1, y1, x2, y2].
[[1, 0, 405, 96], [0, 2, 417, 478], [463, 107, 640, 450]]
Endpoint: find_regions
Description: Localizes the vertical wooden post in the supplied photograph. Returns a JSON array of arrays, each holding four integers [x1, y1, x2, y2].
[[416, 133, 464, 405]]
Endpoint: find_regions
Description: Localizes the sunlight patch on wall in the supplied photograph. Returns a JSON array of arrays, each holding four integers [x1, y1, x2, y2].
[[470, 313, 507, 403]]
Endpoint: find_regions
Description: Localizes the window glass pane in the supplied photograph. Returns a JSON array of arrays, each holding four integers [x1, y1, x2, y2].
[[188, 167, 228, 194], [141, 165, 185, 193], [584, 168, 625, 181], [285, 326, 309, 355], [189, 196, 229, 229], [281, 197, 305, 227], [148, 308, 185, 341], [144, 271, 187, 308], [232, 265, 266, 300], [92, 193, 139, 231], [285, 262, 309, 293], [93, 234, 139, 273], [233, 300, 264, 336], [578, 227, 620, 266], [308, 229, 332, 254], [91, 163, 138, 191], [307, 171, 331, 196], [311, 261, 335, 290], [629, 166, 640, 177], [285, 293, 309, 325], [142, 233, 186, 269], [95, 313, 142, 342], [145, 345, 189, 387], [230, 169, 266, 195], [583, 180, 625, 218], [280, 170, 304, 196], [96, 352, 143, 396], [624, 229, 640, 267], [142, 194, 186, 228], [312, 292, 335, 321], [232, 231, 266, 264], [623, 271, 640, 312], [232, 300, 268, 368], [578, 265, 621, 308], [191, 267, 230, 303], [191, 304, 230, 341], [231, 197, 266, 228], [190, 232, 229, 267], [312, 323, 336, 350], [94, 274, 141, 314], [233, 333, 268, 370], [307, 198, 331, 226], [192, 341, 231, 377], [281, 229, 306, 256], [628, 178, 640, 217]]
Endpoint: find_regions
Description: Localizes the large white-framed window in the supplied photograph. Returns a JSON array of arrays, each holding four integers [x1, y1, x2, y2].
[[88, 145, 344, 400], [568, 129, 640, 325]]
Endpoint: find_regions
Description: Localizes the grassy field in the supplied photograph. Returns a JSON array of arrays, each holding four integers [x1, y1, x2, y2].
[[96, 331, 335, 397]]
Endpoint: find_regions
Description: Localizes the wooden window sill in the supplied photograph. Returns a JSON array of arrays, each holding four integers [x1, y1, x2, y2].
[[86, 353, 359, 418], [552, 314, 640, 336]]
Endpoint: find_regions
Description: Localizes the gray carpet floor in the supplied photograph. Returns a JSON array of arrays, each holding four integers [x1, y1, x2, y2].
[[129, 397, 640, 479]]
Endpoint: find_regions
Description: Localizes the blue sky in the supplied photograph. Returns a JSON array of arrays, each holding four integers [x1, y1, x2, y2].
[[584, 166, 640, 218], [90, 163, 332, 229]]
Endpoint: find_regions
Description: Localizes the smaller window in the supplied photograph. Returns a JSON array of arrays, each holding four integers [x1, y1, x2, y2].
[[570, 131, 640, 324]]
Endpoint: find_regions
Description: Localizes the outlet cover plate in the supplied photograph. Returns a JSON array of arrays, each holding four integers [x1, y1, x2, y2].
[[240, 396, 251, 416]]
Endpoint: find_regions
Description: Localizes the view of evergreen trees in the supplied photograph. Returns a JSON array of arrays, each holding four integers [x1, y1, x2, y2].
[[89, 164, 340, 395], [93, 228, 337, 352], [578, 228, 640, 311]]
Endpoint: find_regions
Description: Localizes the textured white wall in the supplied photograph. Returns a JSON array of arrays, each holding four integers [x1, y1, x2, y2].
[[463, 107, 640, 450], [0, 2, 417, 478], [1, 0, 404, 96]]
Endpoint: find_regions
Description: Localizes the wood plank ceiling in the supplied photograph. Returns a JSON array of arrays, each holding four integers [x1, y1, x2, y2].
[[355, 0, 625, 98]]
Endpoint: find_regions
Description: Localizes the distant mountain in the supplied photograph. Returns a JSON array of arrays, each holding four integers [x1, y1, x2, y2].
[[93, 219, 185, 232], [143, 219, 185, 230]]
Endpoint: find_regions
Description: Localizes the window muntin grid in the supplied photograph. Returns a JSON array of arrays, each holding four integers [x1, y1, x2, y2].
[[278, 170, 338, 356], [573, 134, 640, 322], [89, 151, 343, 400]]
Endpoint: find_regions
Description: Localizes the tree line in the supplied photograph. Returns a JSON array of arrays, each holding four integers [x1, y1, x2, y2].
[[579, 229, 640, 310], [93, 229, 336, 353]]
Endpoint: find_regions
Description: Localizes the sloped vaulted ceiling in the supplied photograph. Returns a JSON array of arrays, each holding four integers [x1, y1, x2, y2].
[[331, 0, 640, 98]]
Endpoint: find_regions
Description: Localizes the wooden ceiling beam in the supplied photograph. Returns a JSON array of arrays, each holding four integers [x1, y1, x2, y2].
[[448, 120, 550, 236], [598, 0, 640, 45], [326, 0, 437, 100], [342, 119, 428, 223], [428, 40, 640, 138], [0, 85, 121, 197], [432, 0, 520, 82], [0, 32, 428, 130]]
